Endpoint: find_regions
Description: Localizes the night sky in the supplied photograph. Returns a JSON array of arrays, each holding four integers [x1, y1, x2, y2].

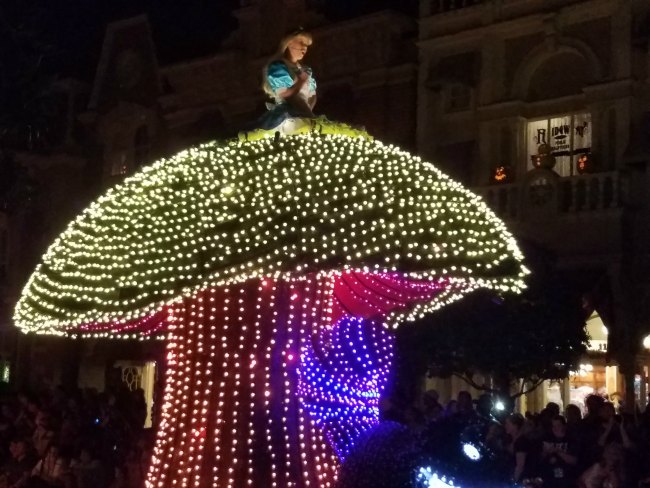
[[1, 0, 417, 80]]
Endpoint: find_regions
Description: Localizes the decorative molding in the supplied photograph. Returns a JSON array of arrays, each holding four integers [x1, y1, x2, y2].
[[511, 37, 604, 100], [89, 16, 162, 110]]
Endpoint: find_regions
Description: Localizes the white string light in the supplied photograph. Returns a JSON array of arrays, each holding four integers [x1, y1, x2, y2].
[[14, 123, 527, 487], [14, 126, 526, 338]]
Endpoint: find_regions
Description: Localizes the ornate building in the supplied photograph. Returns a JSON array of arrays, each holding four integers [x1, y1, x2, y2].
[[4, 0, 650, 414], [418, 0, 650, 411]]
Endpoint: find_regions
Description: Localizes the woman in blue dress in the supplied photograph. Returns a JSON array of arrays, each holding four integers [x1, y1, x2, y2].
[[257, 28, 318, 132]]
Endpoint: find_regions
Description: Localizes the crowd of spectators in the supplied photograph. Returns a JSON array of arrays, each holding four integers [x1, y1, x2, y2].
[[4, 378, 650, 488], [0, 382, 152, 488], [392, 390, 650, 488]]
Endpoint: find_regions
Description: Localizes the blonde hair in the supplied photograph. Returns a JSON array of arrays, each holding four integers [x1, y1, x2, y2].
[[262, 29, 313, 97]]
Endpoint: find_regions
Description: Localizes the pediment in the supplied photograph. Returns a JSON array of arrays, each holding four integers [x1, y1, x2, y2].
[[89, 16, 162, 110]]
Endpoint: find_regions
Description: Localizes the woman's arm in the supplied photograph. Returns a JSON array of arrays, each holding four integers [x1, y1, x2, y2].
[[618, 421, 633, 449], [581, 464, 621, 488], [513, 451, 526, 482], [556, 448, 577, 465], [265, 61, 316, 117], [598, 421, 613, 446], [266, 61, 305, 100], [579, 464, 601, 488], [31, 460, 43, 477], [276, 71, 309, 101]]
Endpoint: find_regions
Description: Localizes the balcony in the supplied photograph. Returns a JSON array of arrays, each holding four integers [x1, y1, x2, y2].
[[474, 170, 623, 256], [475, 170, 622, 221]]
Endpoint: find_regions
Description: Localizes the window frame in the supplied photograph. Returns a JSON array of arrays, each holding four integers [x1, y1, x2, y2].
[[526, 111, 592, 177], [443, 83, 473, 114]]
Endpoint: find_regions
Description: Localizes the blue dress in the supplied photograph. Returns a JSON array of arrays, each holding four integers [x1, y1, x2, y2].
[[256, 60, 317, 130]]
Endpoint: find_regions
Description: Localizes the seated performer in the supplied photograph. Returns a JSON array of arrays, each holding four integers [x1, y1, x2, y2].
[[256, 28, 317, 134]]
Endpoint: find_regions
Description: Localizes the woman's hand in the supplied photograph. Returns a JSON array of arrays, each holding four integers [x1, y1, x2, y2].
[[277, 70, 309, 101]]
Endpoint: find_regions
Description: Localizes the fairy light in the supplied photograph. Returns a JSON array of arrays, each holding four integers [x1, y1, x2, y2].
[[416, 467, 458, 488], [14, 121, 527, 487], [299, 316, 394, 461], [462, 443, 481, 462], [144, 271, 485, 487], [14, 124, 525, 337]]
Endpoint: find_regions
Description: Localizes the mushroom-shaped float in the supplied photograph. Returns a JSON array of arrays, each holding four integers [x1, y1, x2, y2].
[[14, 121, 526, 487]]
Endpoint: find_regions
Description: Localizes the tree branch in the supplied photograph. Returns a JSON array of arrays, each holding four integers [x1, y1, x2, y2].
[[453, 373, 545, 400], [452, 372, 497, 394], [512, 378, 545, 399]]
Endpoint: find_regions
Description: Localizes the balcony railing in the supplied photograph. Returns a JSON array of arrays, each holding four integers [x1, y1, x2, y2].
[[475, 171, 621, 221], [420, 0, 484, 16]]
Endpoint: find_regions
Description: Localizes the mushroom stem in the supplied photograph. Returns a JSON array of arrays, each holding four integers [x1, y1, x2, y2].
[[145, 271, 454, 487], [146, 276, 339, 488]]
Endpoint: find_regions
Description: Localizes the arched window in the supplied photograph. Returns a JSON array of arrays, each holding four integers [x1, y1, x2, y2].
[[526, 52, 589, 102], [134, 126, 151, 168]]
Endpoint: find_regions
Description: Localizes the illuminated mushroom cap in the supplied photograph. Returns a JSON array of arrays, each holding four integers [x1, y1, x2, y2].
[[14, 124, 526, 337]]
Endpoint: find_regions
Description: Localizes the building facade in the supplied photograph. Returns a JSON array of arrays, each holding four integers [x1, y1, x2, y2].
[[418, 0, 650, 411], [3, 0, 650, 414]]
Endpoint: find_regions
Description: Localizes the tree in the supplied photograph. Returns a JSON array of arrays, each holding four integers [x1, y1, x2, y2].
[[394, 247, 590, 404]]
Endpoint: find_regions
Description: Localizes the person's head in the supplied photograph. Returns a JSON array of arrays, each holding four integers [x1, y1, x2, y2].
[[428, 403, 443, 421], [9, 438, 28, 459], [477, 394, 494, 417], [277, 28, 313, 63], [504, 413, 524, 436], [565, 403, 582, 423], [523, 416, 537, 435], [551, 415, 567, 437], [599, 401, 616, 421], [545, 402, 560, 417], [585, 394, 604, 416], [457, 391, 473, 412], [422, 390, 440, 409], [35, 410, 52, 430], [444, 400, 458, 416]]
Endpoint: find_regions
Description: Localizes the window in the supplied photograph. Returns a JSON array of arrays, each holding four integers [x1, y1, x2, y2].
[[134, 126, 151, 168], [110, 150, 128, 176], [527, 112, 592, 177], [444, 84, 472, 113]]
